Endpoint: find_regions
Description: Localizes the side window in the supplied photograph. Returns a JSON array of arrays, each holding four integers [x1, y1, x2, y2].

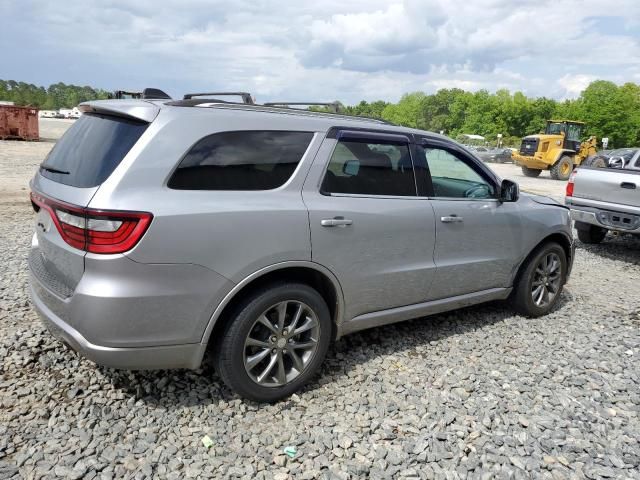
[[566, 124, 581, 142], [419, 146, 496, 199], [321, 139, 416, 196], [168, 131, 313, 190]]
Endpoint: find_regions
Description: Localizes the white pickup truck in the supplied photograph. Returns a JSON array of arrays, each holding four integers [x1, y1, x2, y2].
[[565, 160, 640, 244]]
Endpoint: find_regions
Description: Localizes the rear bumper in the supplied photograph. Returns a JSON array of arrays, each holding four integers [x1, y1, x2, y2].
[[30, 280, 206, 369], [27, 238, 234, 370], [569, 205, 640, 233]]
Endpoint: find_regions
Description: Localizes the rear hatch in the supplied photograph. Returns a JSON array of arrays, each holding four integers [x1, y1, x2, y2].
[[572, 167, 640, 208], [30, 107, 153, 295]]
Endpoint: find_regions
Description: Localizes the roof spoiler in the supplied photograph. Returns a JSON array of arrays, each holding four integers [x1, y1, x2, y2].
[[78, 100, 160, 123], [142, 88, 172, 100], [183, 92, 254, 104], [263, 102, 341, 113]]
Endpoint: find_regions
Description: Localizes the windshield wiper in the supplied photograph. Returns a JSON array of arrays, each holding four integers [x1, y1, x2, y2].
[[40, 163, 70, 175]]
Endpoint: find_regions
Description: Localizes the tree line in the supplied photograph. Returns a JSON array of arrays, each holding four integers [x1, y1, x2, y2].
[[336, 81, 640, 148], [3, 79, 639, 148], [0, 80, 110, 111]]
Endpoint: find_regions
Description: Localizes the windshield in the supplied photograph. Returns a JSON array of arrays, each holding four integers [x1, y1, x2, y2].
[[546, 123, 565, 135]]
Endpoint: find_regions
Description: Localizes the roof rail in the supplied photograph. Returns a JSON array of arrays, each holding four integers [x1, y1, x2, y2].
[[263, 102, 341, 113], [183, 92, 254, 104]]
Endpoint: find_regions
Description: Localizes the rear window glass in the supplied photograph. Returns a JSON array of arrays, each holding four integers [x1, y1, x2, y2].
[[39, 113, 148, 188], [168, 131, 314, 190], [321, 139, 416, 197]]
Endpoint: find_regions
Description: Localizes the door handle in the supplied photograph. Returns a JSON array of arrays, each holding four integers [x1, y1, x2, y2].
[[440, 215, 463, 223], [321, 217, 353, 227], [621, 182, 636, 190]]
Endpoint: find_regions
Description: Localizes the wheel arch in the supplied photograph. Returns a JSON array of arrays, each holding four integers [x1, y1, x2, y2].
[[199, 261, 345, 358], [552, 149, 576, 164], [512, 231, 573, 286]]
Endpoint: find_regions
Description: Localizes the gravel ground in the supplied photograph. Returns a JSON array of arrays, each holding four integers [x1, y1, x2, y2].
[[1, 120, 639, 479]]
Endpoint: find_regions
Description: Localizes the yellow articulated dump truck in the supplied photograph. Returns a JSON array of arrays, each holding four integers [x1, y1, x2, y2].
[[512, 120, 598, 180]]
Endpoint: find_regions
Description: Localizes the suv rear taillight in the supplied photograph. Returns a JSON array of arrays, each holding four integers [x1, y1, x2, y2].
[[566, 169, 577, 197], [31, 192, 152, 254]]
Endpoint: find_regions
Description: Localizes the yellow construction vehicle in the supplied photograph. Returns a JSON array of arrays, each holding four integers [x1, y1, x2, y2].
[[512, 120, 598, 180]]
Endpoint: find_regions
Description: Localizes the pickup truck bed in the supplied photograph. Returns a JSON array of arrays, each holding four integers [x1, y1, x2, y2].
[[565, 167, 640, 243]]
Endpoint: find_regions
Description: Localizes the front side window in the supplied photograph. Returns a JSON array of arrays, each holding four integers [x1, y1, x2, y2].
[[419, 146, 496, 199], [168, 131, 313, 190], [321, 139, 416, 196]]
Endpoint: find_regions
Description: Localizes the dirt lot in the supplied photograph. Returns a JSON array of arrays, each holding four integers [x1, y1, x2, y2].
[[1, 119, 639, 479]]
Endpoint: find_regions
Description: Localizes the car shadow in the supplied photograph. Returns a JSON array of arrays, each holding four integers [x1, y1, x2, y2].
[[576, 233, 640, 265], [100, 299, 548, 408]]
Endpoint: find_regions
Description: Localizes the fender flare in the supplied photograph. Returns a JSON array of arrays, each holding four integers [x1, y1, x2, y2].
[[199, 260, 346, 346], [553, 149, 576, 165], [510, 230, 574, 285]]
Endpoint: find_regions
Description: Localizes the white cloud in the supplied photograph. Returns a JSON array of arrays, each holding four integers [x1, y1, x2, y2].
[[557, 74, 598, 99], [2, 0, 640, 103]]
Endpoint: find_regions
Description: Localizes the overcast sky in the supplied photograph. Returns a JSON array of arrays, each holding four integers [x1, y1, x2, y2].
[[2, 0, 639, 104]]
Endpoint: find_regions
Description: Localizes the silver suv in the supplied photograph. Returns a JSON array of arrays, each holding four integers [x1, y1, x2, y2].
[[29, 97, 575, 402]]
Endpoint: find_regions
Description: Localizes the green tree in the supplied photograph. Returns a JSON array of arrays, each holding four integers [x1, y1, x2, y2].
[[381, 92, 427, 128]]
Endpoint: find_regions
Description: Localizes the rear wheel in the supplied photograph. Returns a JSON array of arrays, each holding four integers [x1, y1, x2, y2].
[[576, 222, 607, 244], [521, 166, 542, 177], [511, 243, 567, 317], [214, 283, 331, 402], [550, 156, 573, 180]]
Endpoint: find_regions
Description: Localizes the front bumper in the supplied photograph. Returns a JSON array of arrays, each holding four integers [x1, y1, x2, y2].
[[568, 238, 576, 278], [512, 152, 548, 170]]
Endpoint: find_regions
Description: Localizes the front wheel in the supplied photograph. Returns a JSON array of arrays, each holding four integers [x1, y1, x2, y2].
[[521, 166, 542, 177], [214, 283, 331, 402], [511, 243, 567, 317], [550, 156, 573, 180]]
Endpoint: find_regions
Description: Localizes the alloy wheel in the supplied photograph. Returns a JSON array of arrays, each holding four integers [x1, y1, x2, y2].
[[243, 301, 320, 387], [531, 252, 562, 307]]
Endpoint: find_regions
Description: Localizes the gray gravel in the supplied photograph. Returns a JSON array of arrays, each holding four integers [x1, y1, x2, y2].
[[1, 120, 639, 479]]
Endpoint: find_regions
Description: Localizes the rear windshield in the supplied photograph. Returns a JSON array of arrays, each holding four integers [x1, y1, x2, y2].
[[39, 113, 148, 188], [168, 131, 314, 190]]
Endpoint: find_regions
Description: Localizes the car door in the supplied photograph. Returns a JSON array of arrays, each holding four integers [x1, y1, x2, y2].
[[416, 139, 523, 300], [302, 129, 437, 322]]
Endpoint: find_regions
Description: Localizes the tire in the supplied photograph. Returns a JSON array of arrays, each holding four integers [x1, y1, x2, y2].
[[581, 155, 607, 168], [550, 156, 573, 180], [521, 166, 542, 177], [576, 222, 607, 244], [511, 242, 567, 317], [214, 283, 331, 402]]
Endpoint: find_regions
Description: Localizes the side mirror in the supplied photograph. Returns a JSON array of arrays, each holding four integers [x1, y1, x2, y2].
[[343, 159, 360, 176], [499, 179, 519, 202]]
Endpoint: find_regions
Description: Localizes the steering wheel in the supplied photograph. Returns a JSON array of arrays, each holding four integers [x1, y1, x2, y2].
[[464, 185, 490, 198]]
